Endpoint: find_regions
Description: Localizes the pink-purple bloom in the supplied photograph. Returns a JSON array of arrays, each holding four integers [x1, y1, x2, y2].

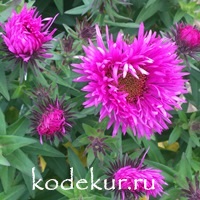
[[166, 23, 200, 63], [31, 97, 73, 144], [1, 5, 57, 75], [106, 150, 167, 199], [179, 24, 200, 48], [178, 25, 200, 48], [72, 23, 187, 139]]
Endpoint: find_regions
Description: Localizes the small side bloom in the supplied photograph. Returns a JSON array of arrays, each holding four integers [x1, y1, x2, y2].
[[181, 172, 200, 200], [1, 5, 57, 77], [75, 17, 95, 40], [166, 23, 200, 63], [72, 23, 187, 138], [30, 97, 73, 144], [105, 150, 167, 200], [84, 136, 111, 157]]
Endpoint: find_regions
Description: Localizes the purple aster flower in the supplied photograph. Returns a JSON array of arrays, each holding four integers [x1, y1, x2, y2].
[[72, 23, 187, 139], [1, 5, 57, 78], [105, 149, 167, 200], [30, 97, 73, 144]]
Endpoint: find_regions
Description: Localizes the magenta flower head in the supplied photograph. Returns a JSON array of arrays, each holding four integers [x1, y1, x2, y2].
[[106, 150, 167, 200], [179, 25, 200, 48], [30, 97, 73, 144], [72, 23, 187, 139], [1, 5, 57, 77], [166, 23, 200, 63]]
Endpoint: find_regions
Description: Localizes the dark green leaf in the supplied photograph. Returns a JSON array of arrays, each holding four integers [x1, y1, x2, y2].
[[44, 157, 69, 179], [0, 135, 36, 155], [104, 20, 139, 28], [135, 0, 162, 23], [0, 108, 6, 135], [67, 148, 86, 179], [54, 0, 63, 14], [22, 142, 65, 157], [0, 68, 10, 100], [22, 174, 35, 198], [168, 126, 182, 144], [178, 153, 192, 180], [7, 117, 30, 136], [65, 5, 89, 15], [6, 149, 41, 179], [0, 154, 10, 166], [0, 166, 15, 192], [0, 184, 26, 200], [142, 139, 165, 164]]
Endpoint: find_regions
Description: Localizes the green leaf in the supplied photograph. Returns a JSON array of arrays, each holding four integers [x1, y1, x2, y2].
[[49, 53, 63, 60], [65, 5, 89, 15], [7, 117, 30, 136], [168, 126, 182, 144], [44, 70, 79, 92], [159, 11, 172, 27], [62, 24, 78, 38], [190, 160, 200, 171], [0, 68, 10, 100], [22, 142, 65, 157], [135, 0, 162, 23], [54, 0, 63, 14], [22, 174, 35, 198], [33, 70, 49, 88], [57, 186, 75, 198], [0, 135, 36, 155], [0, 6, 13, 22], [68, 148, 86, 179], [72, 134, 89, 147], [190, 133, 200, 147], [0, 166, 15, 192], [190, 68, 200, 108], [87, 149, 95, 167], [0, 108, 6, 135], [173, 9, 185, 23], [33, 0, 52, 13], [178, 153, 192, 180], [11, 84, 26, 99], [185, 138, 193, 158], [104, 20, 139, 28], [83, 0, 91, 4], [145, 159, 176, 183], [177, 110, 188, 123], [6, 149, 41, 179], [122, 138, 140, 153], [142, 139, 165, 164], [82, 123, 97, 135], [105, 3, 131, 21], [0, 185, 26, 200], [0, 154, 10, 166], [44, 157, 69, 179], [145, 0, 157, 8], [160, 188, 181, 200]]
